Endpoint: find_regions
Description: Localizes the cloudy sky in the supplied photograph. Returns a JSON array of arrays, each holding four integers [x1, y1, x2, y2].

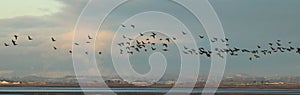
[[0, 0, 300, 79]]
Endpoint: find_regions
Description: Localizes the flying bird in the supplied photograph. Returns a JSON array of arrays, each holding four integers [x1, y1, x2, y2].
[[131, 24, 135, 29], [268, 43, 273, 46], [88, 35, 92, 39], [151, 43, 156, 46], [183, 51, 189, 54], [182, 31, 187, 35], [211, 37, 218, 43], [28, 36, 33, 40], [150, 32, 157, 39], [254, 55, 260, 58], [277, 40, 281, 42], [128, 38, 133, 40], [172, 37, 177, 40], [217, 52, 224, 59], [118, 43, 125, 47], [162, 43, 168, 47], [249, 57, 253, 61], [165, 38, 171, 42], [53, 46, 57, 50], [121, 24, 126, 27], [4, 43, 9, 47], [162, 49, 168, 51], [135, 48, 140, 52], [51, 37, 56, 42], [12, 40, 17, 45], [257, 45, 261, 48], [139, 33, 144, 36], [221, 39, 226, 42], [276, 42, 281, 46], [199, 35, 204, 39], [225, 38, 229, 41], [120, 49, 124, 54], [205, 53, 211, 57], [184, 46, 188, 50], [151, 47, 156, 51], [296, 48, 300, 54], [14, 35, 18, 40]]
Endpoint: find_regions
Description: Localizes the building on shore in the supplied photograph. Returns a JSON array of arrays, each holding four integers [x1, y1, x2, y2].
[[0, 80, 21, 85]]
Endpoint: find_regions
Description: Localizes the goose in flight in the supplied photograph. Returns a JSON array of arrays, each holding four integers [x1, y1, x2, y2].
[[249, 57, 253, 61], [53, 46, 57, 50], [139, 33, 144, 36], [163, 49, 168, 51], [121, 24, 126, 27], [12, 40, 17, 45], [150, 32, 157, 39], [162, 43, 168, 47], [120, 49, 124, 54], [151, 47, 156, 51], [127, 51, 133, 55], [199, 35, 204, 39], [88, 35, 92, 39], [182, 31, 187, 35], [268, 43, 273, 46], [14, 35, 18, 40], [4, 43, 9, 47], [254, 55, 260, 58], [118, 42, 125, 47], [74, 43, 79, 45], [225, 38, 229, 41], [257, 45, 261, 48], [131, 24, 135, 29], [165, 38, 171, 42], [172, 37, 177, 40], [51, 37, 56, 42], [28, 36, 33, 40], [221, 39, 226, 42]]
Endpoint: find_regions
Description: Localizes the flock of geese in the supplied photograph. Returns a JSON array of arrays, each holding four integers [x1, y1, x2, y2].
[[2, 24, 300, 61], [182, 39, 300, 61], [2, 34, 102, 55]]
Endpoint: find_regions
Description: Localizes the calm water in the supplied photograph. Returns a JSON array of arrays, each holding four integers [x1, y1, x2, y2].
[[0, 87, 300, 94]]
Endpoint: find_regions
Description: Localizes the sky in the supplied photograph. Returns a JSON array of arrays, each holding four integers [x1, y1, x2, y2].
[[0, 0, 300, 79]]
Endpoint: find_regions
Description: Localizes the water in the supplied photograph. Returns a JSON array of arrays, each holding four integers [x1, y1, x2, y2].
[[0, 87, 300, 94]]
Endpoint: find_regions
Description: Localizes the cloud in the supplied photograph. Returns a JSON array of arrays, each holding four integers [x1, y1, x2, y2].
[[0, 0, 64, 19]]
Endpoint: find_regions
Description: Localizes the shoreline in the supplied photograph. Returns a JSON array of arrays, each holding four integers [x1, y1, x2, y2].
[[1, 85, 300, 89]]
